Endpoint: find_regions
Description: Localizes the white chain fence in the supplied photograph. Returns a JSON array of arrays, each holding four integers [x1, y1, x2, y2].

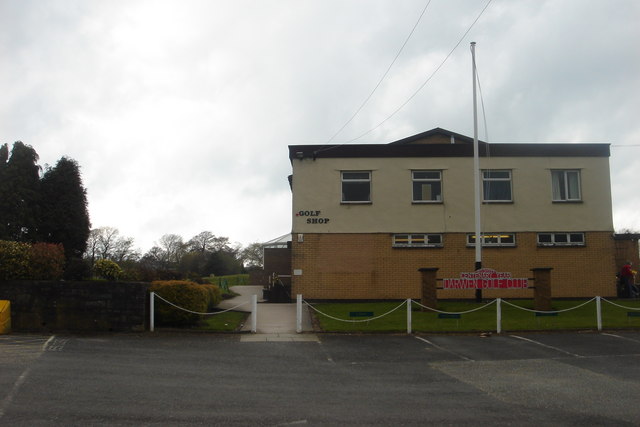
[[149, 292, 257, 333], [148, 292, 640, 335]]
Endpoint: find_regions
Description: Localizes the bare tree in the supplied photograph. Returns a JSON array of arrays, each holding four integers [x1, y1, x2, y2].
[[97, 227, 120, 259], [112, 236, 139, 263], [187, 231, 217, 253], [158, 233, 185, 265], [84, 227, 138, 263]]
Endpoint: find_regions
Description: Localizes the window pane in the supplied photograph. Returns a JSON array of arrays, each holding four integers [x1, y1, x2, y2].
[[500, 234, 515, 244], [394, 235, 409, 245], [538, 234, 552, 243], [343, 172, 370, 180], [567, 171, 580, 199], [413, 182, 442, 201], [427, 235, 442, 244], [410, 235, 425, 244], [413, 171, 440, 180], [552, 170, 581, 201], [483, 171, 510, 179], [342, 182, 370, 202], [552, 171, 564, 200], [483, 181, 511, 201], [555, 234, 568, 243], [569, 233, 584, 243], [484, 235, 499, 244]]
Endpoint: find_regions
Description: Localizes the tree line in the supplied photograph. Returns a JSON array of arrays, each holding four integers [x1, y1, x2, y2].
[[0, 141, 264, 282], [0, 141, 90, 278], [86, 228, 263, 282]]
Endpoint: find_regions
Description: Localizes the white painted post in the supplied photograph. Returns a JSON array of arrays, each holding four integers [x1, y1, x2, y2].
[[251, 294, 257, 333], [407, 299, 412, 334], [496, 298, 502, 334], [150, 292, 155, 332], [296, 294, 302, 333], [596, 296, 602, 331]]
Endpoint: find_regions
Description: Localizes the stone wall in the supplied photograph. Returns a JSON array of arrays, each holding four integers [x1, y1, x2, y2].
[[0, 280, 149, 332]]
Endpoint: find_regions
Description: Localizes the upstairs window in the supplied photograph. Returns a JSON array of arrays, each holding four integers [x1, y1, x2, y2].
[[537, 232, 585, 246], [412, 171, 442, 203], [341, 171, 371, 203], [467, 233, 516, 247], [482, 170, 512, 202], [552, 170, 581, 201], [393, 234, 443, 248]]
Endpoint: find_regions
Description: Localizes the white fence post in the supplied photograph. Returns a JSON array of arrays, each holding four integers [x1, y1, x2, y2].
[[251, 294, 258, 333], [296, 294, 303, 333], [496, 298, 502, 334], [596, 296, 602, 331], [150, 292, 155, 332], [407, 299, 412, 334]]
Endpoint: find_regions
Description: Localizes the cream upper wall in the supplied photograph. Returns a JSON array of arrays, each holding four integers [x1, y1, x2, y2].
[[291, 155, 614, 233]]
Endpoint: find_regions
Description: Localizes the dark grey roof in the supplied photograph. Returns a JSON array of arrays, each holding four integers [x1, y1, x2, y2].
[[289, 128, 610, 160]]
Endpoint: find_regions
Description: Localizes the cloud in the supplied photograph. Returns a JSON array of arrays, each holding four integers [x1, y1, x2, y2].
[[1, 0, 639, 253]]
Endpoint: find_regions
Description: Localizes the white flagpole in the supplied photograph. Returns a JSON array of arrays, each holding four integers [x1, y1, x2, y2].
[[472, 42, 482, 302]]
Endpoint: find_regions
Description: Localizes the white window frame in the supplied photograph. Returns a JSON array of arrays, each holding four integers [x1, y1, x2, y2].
[[341, 171, 371, 204], [412, 170, 442, 203], [393, 234, 443, 248], [537, 232, 585, 247], [482, 170, 512, 202], [551, 170, 581, 202], [466, 233, 516, 247]]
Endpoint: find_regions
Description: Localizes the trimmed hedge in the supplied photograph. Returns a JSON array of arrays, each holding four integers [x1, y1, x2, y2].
[[0, 240, 66, 280], [0, 240, 31, 280], [202, 284, 223, 310], [29, 243, 65, 280], [149, 280, 222, 326]]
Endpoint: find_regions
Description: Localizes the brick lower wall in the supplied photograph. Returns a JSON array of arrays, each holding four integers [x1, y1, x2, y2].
[[291, 232, 617, 299]]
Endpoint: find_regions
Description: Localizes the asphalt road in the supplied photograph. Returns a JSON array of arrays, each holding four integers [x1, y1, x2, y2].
[[2, 331, 640, 426]]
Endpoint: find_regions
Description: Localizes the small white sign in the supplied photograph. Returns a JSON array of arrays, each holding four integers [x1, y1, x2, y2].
[[294, 269, 303, 276]]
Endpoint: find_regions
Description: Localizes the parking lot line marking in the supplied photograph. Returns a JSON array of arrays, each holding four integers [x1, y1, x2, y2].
[[602, 332, 640, 344], [414, 336, 474, 361], [510, 335, 584, 358], [0, 335, 55, 419], [42, 335, 55, 351], [0, 367, 32, 418]]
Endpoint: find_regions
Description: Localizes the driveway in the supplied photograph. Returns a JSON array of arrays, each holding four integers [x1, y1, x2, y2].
[[2, 331, 640, 425], [216, 285, 314, 334]]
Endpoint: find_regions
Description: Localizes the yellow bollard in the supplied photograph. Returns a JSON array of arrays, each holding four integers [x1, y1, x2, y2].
[[0, 300, 11, 334]]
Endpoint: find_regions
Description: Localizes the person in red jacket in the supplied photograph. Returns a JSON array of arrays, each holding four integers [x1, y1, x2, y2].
[[620, 261, 636, 298]]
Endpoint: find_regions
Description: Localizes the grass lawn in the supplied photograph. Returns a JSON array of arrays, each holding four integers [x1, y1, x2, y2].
[[309, 298, 640, 333], [203, 274, 250, 287], [198, 311, 249, 332]]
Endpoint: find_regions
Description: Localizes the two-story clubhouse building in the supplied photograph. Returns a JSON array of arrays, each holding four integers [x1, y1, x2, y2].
[[288, 128, 619, 300]]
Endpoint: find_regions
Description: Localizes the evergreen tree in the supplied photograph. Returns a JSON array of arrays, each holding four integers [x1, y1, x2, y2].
[[0, 141, 41, 241], [39, 157, 91, 259]]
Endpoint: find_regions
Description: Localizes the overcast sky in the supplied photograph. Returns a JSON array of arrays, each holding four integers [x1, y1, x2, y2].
[[1, 0, 639, 253]]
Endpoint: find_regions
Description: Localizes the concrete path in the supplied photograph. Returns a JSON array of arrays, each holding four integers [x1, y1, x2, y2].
[[215, 285, 314, 334]]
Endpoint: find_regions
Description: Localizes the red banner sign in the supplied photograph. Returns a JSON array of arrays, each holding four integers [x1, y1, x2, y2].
[[443, 268, 528, 289]]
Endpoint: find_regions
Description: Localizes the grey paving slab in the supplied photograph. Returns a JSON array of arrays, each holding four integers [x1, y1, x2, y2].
[[215, 285, 313, 333], [240, 333, 319, 342]]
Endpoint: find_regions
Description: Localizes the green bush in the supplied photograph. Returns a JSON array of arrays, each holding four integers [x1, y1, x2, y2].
[[0, 240, 31, 280], [150, 280, 209, 326], [29, 243, 65, 280], [94, 259, 123, 281], [201, 284, 223, 310]]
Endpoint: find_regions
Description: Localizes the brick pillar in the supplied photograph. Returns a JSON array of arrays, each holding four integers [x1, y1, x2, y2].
[[531, 268, 553, 311], [418, 268, 439, 311]]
